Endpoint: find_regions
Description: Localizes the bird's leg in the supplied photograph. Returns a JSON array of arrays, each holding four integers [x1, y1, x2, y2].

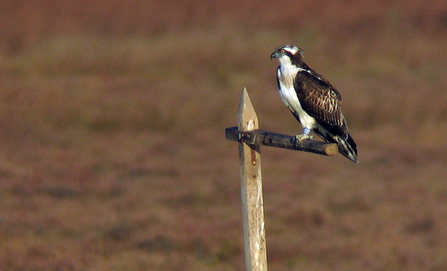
[[295, 127, 314, 142]]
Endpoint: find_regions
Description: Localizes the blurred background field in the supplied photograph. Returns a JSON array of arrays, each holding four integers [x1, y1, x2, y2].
[[1, 0, 447, 270]]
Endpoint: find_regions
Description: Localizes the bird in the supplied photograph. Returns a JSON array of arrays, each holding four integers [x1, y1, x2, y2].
[[271, 44, 358, 163]]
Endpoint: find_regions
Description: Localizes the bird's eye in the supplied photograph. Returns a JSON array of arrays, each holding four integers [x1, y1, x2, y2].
[[280, 49, 286, 54]]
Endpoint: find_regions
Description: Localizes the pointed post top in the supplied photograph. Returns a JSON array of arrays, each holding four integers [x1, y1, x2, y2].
[[238, 88, 259, 131]]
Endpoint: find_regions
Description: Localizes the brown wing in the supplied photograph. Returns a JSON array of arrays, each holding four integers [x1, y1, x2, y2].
[[294, 69, 347, 134]]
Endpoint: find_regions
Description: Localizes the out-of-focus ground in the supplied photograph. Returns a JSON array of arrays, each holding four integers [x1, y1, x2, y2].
[[1, 0, 447, 270]]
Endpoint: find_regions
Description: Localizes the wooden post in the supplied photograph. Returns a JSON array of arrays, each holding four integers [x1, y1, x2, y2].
[[238, 88, 268, 271], [227, 88, 338, 270]]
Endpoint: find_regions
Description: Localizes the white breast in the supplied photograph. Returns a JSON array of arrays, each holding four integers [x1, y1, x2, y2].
[[277, 68, 316, 130]]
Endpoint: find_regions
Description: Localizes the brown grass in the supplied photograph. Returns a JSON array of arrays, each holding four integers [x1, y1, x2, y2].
[[1, 0, 447, 270]]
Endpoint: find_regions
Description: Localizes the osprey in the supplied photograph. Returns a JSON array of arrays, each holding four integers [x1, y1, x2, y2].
[[271, 45, 358, 163]]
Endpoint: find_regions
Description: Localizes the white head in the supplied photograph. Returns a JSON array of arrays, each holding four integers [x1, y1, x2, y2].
[[271, 44, 304, 67]]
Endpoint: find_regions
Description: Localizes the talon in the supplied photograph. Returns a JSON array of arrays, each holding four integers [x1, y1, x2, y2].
[[295, 134, 314, 142]]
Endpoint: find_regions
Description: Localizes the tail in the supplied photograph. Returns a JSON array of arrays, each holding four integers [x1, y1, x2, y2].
[[334, 134, 358, 163], [313, 123, 359, 163]]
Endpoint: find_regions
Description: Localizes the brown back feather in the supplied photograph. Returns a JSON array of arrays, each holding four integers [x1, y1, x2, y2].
[[294, 69, 348, 137]]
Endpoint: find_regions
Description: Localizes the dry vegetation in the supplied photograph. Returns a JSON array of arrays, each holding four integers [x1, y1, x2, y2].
[[1, 0, 447, 270]]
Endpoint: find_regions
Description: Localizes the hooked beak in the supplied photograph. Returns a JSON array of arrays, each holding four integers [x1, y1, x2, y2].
[[270, 51, 279, 60]]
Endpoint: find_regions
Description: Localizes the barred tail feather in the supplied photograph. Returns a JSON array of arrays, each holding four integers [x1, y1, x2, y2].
[[334, 134, 358, 163], [313, 124, 358, 163]]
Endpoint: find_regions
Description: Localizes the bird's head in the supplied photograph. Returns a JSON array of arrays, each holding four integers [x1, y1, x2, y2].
[[271, 45, 304, 66]]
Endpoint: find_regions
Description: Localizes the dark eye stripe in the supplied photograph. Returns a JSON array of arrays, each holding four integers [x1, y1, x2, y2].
[[284, 51, 295, 58]]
